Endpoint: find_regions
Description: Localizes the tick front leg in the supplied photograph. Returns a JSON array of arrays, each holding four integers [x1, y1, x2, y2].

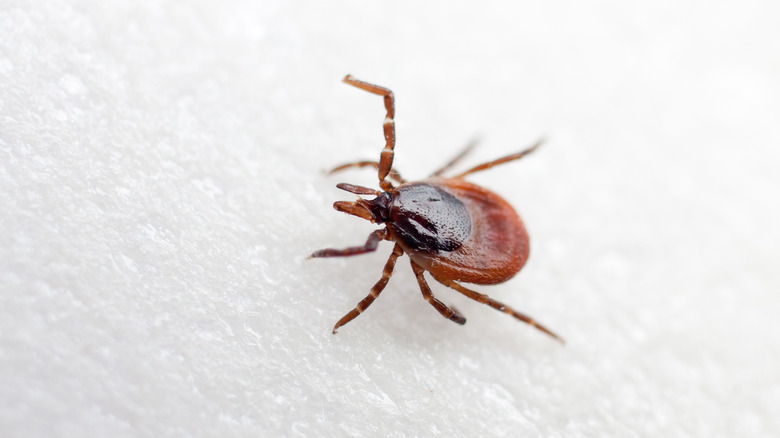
[[309, 229, 388, 258], [410, 261, 466, 325], [434, 276, 564, 343], [342, 75, 396, 192], [332, 244, 404, 333]]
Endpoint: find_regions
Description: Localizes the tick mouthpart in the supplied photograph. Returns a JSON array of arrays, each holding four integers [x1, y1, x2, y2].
[[331, 189, 395, 224], [333, 200, 374, 222]]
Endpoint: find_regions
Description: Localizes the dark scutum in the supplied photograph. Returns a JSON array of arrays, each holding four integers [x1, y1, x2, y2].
[[386, 183, 471, 253]]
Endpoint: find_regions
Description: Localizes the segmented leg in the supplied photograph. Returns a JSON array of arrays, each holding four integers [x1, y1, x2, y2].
[[332, 243, 404, 333], [410, 261, 466, 324], [342, 75, 396, 191], [336, 183, 382, 196], [453, 138, 544, 179], [309, 229, 388, 258], [329, 161, 406, 185], [433, 275, 564, 342], [431, 137, 480, 177]]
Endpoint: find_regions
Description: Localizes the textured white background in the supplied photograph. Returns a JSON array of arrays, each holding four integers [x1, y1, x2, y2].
[[2, 1, 779, 437]]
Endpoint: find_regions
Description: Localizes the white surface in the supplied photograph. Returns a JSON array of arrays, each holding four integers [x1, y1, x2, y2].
[[2, 1, 779, 436]]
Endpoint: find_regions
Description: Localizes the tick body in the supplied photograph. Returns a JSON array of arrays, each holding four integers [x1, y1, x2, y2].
[[387, 177, 528, 285], [311, 75, 562, 342]]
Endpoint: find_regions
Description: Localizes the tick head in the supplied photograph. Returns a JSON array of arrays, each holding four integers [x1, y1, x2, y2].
[[366, 191, 393, 223], [332, 184, 395, 224]]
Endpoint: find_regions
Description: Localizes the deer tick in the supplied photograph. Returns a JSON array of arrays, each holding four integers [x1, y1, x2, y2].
[[311, 75, 562, 342]]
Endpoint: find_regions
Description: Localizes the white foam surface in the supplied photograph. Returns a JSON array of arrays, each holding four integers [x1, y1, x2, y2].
[[2, 1, 779, 436]]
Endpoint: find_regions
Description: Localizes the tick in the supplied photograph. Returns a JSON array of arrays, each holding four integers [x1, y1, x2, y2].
[[311, 75, 562, 342]]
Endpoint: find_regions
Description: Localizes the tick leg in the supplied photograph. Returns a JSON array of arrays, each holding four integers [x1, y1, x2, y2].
[[410, 261, 466, 325], [342, 75, 396, 192], [332, 244, 404, 333], [329, 161, 406, 185], [309, 229, 388, 258], [433, 276, 564, 343], [336, 183, 382, 196], [430, 137, 480, 177], [453, 138, 544, 179]]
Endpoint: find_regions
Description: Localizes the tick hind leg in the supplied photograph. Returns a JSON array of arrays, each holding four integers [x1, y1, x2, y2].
[[430, 137, 480, 177], [410, 261, 466, 325], [453, 138, 544, 179], [434, 276, 564, 342], [331, 244, 404, 333], [342, 75, 396, 191]]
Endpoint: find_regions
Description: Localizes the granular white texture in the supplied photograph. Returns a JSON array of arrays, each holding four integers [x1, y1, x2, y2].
[[2, 1, 779, 437]]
